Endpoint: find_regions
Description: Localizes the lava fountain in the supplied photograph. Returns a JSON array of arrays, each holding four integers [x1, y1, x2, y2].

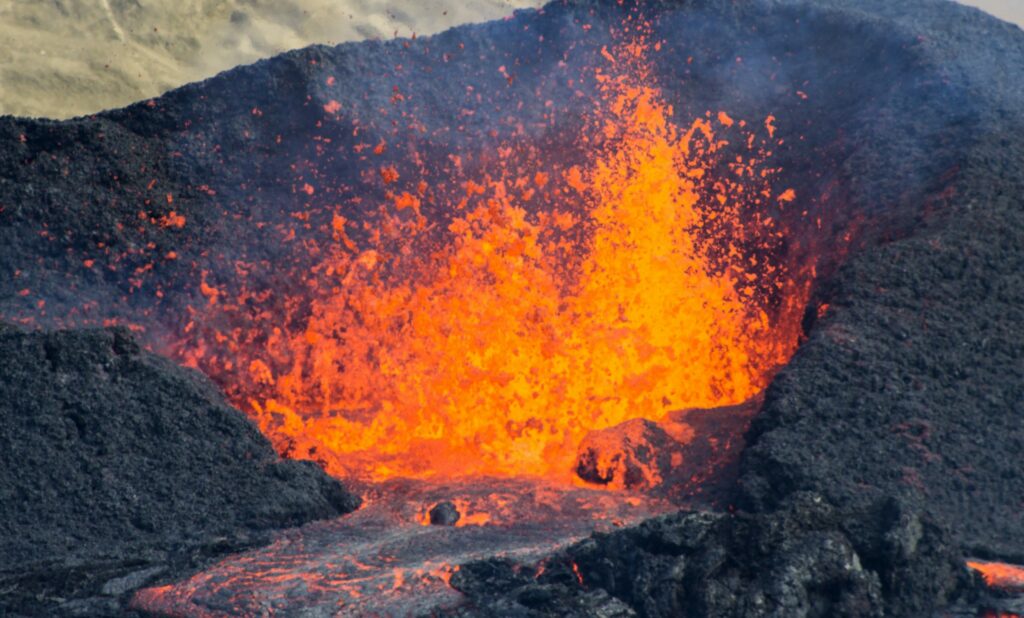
[[132, 19, 823, 614], [174, 21, 811, 486]]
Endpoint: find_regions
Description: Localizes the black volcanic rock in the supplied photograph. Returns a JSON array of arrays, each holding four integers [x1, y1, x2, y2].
[[0, 326, 359, 616], [733, 0, 1024, 567], [450, 494, 968, 617], [575, 418, 680, 489], [574, 400, 760, 503], [738, 169, 1024, 558], [429, 500, 462, 526]]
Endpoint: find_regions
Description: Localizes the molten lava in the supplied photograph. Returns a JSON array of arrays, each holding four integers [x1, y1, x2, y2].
[[179, 27, 811, 483], [969, 560, 1024, 592]]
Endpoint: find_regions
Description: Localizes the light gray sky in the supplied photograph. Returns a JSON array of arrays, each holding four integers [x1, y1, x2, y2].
[[957, 0, 1024, 26]]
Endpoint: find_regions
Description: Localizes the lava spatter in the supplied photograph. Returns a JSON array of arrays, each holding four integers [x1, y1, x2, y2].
[[176, 24, 810, 483]]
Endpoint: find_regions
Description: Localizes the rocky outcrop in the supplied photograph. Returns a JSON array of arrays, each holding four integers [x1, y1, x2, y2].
[[450, 495, 969, 617]]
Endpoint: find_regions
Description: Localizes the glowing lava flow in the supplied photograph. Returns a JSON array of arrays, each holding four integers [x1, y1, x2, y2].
[[181, 29, 810, 483], [969, 560, 1024, 592]]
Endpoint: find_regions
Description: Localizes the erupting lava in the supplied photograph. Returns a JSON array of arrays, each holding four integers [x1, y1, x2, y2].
[[180, 25, 811, 483], [970, 561, 1024, 592]]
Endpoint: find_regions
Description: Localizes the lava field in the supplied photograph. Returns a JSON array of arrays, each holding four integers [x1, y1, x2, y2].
[[1, 0, 1023, 616]]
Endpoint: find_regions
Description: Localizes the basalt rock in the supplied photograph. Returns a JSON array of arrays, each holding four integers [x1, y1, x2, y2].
[[737, 161, 1024, 558], [450, 494, 969, 618], [430, 501, 463, 526], [0, 325, 360, 616], [574, 399, 760, 505]]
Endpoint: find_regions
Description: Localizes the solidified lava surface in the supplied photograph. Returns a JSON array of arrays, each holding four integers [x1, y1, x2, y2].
[[131, 479, 677, 616], [450, 495, 971, 618], [1, 0, 1023, 616]]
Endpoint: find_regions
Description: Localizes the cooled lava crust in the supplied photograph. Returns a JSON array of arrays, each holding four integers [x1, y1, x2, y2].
[[1, 0, 1022, 616]]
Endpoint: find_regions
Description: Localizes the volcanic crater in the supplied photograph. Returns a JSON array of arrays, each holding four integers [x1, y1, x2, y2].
[[1, 0, 1022, 616]]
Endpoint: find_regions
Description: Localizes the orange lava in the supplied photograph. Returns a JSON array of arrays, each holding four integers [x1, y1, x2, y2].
[[969, 560, 1024, 591], [178, 25, 811, 483]]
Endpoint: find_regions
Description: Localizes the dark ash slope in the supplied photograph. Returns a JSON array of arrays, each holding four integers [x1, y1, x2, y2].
[[0, 326, 360, 616], [737, 0, 1024, 561]]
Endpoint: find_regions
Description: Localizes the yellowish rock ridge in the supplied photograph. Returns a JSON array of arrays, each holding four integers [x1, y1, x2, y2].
[[0, 0, 543, 119]]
